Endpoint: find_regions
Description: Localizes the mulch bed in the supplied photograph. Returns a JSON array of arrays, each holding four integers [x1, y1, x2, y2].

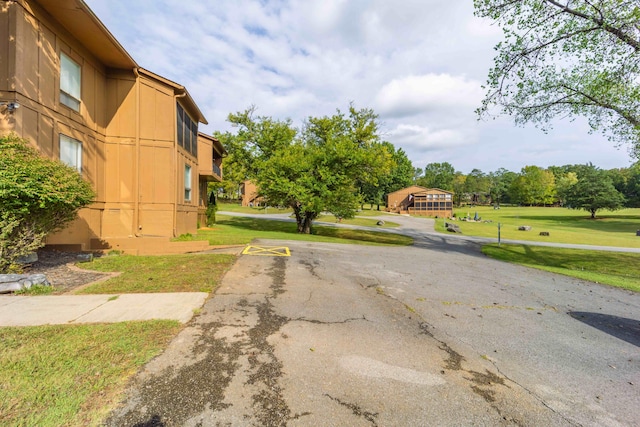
[[21, 250, 113, 294]]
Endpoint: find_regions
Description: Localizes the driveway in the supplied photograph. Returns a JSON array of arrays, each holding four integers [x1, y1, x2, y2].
[[105, 230, 639, 426]]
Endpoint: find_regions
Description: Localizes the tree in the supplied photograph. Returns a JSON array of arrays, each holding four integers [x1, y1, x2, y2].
[[620, 162, 640, 207], [0, 134, 95, 273], [218, 106, 390, 233], [412, 167, 424, 184], [360, 142, 413, 210], [418, 162, 456, 191], [475, 1, 640, 156], [555, 171, 578, 206], [452, 172, 467, 206], [564, 164, 625, 218], [509, 165, 556, 205], [487, 168, 517, 205], [464, 169, 490, 204]]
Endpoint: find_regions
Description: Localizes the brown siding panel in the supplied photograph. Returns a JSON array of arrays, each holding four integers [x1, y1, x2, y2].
[[139, 82, 155, 140], [19, 103, 38, 144], [39, 24, 56, 109], [0, 3, 14, 91], [119, 143, 135, 202], [15, 8, 39, 100], [38, 113, 54, 156]]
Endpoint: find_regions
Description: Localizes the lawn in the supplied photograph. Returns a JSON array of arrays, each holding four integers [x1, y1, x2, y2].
[[0, 320, 181, 427], [434, 206, 640, 248], [191, 214, 412, 246], [75, 253, 236, 294], [482, 244, 640, 292], [217, 201, 292, 214]]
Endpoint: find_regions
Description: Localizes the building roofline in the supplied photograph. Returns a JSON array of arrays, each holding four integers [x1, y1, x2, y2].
[[198, 132, 227, 156], [138, 68, 208, 125], [30, 0, 138, 69]]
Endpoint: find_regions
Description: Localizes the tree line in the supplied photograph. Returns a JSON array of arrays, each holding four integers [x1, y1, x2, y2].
[[415, 161, 636, 218]]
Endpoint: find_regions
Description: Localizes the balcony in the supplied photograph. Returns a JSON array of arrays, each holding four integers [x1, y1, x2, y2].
[[199, 161, 222, 182]]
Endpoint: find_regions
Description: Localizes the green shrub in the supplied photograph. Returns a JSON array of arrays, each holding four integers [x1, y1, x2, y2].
[[0, 134, 95, 273], [206, 203, 217, 226]]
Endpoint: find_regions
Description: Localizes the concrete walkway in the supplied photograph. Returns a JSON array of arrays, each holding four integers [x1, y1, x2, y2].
[[0, 292, 208, 327]]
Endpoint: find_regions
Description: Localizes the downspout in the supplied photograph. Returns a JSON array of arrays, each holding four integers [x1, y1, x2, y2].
[[132, 67, 141, 237], [174, 91, 187, 237]]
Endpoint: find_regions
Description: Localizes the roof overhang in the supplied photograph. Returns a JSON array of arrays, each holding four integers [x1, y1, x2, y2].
[[198, 132, 227, 156], [32, 0, 138, 69]]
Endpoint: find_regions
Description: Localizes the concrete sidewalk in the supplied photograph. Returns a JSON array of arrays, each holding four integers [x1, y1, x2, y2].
[[0, 292, 208, 327]]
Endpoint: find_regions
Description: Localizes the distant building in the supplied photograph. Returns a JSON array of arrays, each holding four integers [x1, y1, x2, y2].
[[0, 0, 223, 251], [241, 180, 263, 207], [386, 186, 454, 217]]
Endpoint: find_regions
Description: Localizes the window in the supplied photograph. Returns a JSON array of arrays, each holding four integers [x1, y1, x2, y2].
[[176, 103, 198, 157], [60, 135, 82, 172], [184, 165, 192, 201], [60, 52, 81, 111]]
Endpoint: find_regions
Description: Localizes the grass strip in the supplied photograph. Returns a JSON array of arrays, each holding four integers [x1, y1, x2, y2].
[[0, 320, 181, 427], [315, 214, 399, 228], [195, 215, 412, 246], [482, 244, 640, 292], [76, 253, 236, 294]]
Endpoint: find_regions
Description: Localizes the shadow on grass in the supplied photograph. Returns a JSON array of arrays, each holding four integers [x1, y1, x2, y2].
[[569, 312, 640, 347], [218, 216, 296, 233], [215, 216, 412, 246]]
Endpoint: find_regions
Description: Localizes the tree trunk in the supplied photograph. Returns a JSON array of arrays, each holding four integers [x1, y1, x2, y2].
[[302, 216, 312, 234], [292, 205, 315, 234], [590, 209, 597, 219]]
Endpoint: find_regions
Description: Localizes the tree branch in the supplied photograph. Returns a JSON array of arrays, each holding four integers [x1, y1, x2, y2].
[[544, 0, 640, 52]]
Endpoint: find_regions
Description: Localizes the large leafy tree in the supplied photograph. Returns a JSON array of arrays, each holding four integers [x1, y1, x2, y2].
[[464, 168, 490, 204], [488, 168, 517, 205], [218, 106, 390, 233], [475, 1, 640, 156], [0, 134, 95, 272], [509, 165, 556, 205], [564, 164, 625, 217], [418, 162, 456, 191]]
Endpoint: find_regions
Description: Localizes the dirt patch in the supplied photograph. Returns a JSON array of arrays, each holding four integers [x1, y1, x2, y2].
[[104, 322, 243, 426], [22, 250, 112, 294]]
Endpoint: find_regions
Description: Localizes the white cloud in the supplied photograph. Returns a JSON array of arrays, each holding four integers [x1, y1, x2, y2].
[[374, 74, 484, 119], [388, 124, 469, 150]]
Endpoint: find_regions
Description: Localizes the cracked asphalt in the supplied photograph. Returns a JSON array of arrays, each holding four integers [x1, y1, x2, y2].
[[105, 218, 640, 426]]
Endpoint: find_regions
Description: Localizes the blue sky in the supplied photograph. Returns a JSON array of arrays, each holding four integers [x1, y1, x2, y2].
[[84, 0, 634, 174]]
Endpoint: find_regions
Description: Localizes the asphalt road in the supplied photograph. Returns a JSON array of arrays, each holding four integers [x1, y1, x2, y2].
[[106, 217, 640, 426]]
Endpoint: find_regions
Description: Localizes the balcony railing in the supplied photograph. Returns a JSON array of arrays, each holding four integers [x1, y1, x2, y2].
[[213, 163, 222, 178]]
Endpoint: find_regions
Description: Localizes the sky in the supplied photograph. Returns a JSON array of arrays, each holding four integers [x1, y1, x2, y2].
[[84, 0, 634, 174]]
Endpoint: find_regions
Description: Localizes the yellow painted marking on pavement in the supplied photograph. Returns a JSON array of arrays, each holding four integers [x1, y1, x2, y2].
[[242, 245, 291, 256]]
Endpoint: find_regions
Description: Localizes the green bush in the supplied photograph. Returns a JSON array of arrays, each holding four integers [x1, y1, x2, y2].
[[205, 203, 217, 226], [0, 134, 95, 272]]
